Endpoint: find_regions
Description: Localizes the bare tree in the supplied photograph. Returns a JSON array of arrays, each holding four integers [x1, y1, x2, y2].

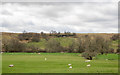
[[4, 38, 26, 52], [94, 35, 111, 54], [46, 39, 63, 52], [76, 36, 86, 53], [68, 39, 76, 53], [82, 35, 111, 60]]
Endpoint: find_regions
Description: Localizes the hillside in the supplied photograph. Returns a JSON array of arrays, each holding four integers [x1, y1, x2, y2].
[[2, 32, 119, 53]]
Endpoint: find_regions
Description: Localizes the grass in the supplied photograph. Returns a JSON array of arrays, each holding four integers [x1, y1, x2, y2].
[[27, 39, 47, 49], [53, 37, 75, 47], [2, 53, 118, 73], [95, 54, 118, 60], [27, 37, 76, 49]]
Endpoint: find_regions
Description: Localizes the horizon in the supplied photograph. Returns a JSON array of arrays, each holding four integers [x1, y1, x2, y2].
[[1, 31, 118, 34]]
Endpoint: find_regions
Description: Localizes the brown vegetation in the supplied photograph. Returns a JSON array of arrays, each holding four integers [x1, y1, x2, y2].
[[2, 32, 119, 60]]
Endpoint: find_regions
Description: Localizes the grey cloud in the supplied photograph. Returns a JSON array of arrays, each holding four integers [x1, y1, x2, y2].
[[1, 2, 118, 33], [1, 10, 13, 15]]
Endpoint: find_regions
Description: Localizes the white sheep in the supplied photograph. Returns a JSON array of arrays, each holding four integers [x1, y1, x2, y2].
[[85, 60, 91, 62], [69, 66, 72, 69], [1, 52, 3, 54], [106, 59, 108, 60], [61, 52, 64, 53], [68, 64, 72, 66], [45, 58, 47, 61], [38, 53, 40, 55], [9, 64, 14, 67], [87, 64, 91, 67]]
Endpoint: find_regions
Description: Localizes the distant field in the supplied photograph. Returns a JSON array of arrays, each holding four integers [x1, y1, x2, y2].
[[27, 37, 119, 50], [2, 53, 118, 73], [27, 37, 76, 49]]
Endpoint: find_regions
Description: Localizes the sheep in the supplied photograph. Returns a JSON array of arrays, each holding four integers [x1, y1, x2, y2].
[[45, 58, 47, 61], [1, 52, 3, 54], [106, 59, 108, 60], [61, 52, 64, 53], [85, 60, 91, 62], [68, 64, 72, 66], [9, 64, 14, 67], [69, 66, 72, 69], [38, 53, 40, 55], [87, 64, 91, 67]]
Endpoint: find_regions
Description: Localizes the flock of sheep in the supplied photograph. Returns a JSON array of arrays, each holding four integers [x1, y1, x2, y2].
[[9, 60, 91, 68], [9, 57, 47, 67], [67, 60, 91, 69], [0, 52, 92, 68], [8, 53, 91, 68]]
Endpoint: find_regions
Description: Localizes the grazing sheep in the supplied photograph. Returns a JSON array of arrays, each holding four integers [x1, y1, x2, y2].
[[45, 58, 47, 61], [9, 64, 14, 67], [69, 66, 72, 69], [106, 59, 108, 60], [68, 64, 72, 66], [85, 60, 91, 62], [61, 52, 64, 53], [38, 53, 40, 55], [1, 52, 3, 54], [87, 64, 91, 67]]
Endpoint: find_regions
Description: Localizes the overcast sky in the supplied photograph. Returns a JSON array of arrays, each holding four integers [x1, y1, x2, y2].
[[0, 2, 118, 33]]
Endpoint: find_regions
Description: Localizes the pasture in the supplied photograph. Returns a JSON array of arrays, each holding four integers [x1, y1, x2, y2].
[[2, 53, 118, 73]]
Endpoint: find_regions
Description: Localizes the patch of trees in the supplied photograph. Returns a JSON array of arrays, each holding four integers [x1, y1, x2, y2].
[[3, 38, 26, 52], [18, 31, 40, 42], [41, 32, 49, 41], [45, 35, 113, 60], [111, 34, 120, 41], [18, 30, 33, 41], [2, 33, 115, 60], [80, 35, 111, 60], [18, 30, 77, 43], [49, 30, 76, 37], [31, 33, 40, 42], [2, 37, 45, 53], [117, 45, 120, 53], [67, 41, 76, 53], [46, 39, 63, 52]]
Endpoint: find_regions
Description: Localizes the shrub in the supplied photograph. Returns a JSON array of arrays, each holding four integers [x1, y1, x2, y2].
[[46, 38, 63, 52], [66, 39, 76, 53], [31, 33, 40, 42], [82, 51, 97, 60], [117, 45, 120, 53], [4, 38, 26, 52], [25, 45, 39, 53], [108, 48, 114, 53], [2, 35, 11, 52], [81, 35, 111, 60], [18, 31, 33, 41], [111, 34, 120, 41], [94, 35, 111, 54], [76, 37, 86, 53]]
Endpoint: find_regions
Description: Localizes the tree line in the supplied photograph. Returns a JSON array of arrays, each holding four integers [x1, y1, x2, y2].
[[2, 31, 120, 60]]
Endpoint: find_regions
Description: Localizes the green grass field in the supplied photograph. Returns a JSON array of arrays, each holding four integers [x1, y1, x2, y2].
[[27, 37, 76, 49], [2, 53, 118, 73]]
